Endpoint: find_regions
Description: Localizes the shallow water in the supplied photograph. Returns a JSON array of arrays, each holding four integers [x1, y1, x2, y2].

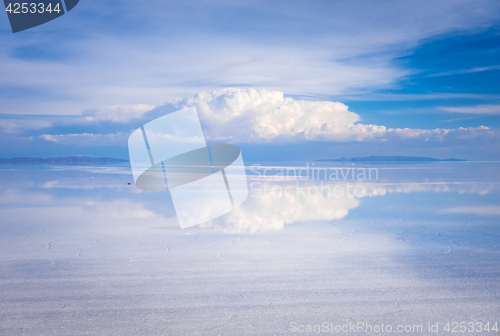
[[0, 162, 499, 335]]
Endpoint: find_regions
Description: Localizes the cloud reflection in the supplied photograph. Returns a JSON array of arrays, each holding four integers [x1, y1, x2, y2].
[[200, 180, 499, 233], [2, 166, 498, 234]]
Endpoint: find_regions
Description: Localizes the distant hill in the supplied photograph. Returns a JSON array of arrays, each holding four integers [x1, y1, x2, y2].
[[315, 156, 466, 162], [0, 156, 128, 165]]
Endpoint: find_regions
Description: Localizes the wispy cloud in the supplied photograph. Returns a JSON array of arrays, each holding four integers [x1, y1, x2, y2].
[[38, 132, 127, 146], [339, 93, 500, 102], [0, 119, 53, 134], [427, 65, 500, 77], [440, 104, 500, 115], [1, 0, 499, 115], [81, 104, 156, 123]]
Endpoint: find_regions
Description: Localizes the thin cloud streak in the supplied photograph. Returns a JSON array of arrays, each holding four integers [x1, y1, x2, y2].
[[440, 105, 500, 115], [427, 65, 500, 77]]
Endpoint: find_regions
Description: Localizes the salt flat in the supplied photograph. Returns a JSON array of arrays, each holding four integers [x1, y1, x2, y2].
[[0, 162, 499, 335]]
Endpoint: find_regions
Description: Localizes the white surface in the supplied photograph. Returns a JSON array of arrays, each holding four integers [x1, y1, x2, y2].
[[170, 171, 233, 229], [0, 163, 499, 335]]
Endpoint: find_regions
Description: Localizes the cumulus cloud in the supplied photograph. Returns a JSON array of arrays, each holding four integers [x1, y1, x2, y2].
[[12, 88, 497, 154], [155, 88, 497, 143]]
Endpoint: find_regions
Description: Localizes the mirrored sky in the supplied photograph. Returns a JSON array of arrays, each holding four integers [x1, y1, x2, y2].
[[0, 162, 498, 335]]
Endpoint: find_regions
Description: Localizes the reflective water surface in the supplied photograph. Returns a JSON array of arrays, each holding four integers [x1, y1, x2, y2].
[[0, 162, 499, 335]]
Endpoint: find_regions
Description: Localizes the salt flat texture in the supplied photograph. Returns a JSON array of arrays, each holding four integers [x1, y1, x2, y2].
[[0, 162, 499, 335]]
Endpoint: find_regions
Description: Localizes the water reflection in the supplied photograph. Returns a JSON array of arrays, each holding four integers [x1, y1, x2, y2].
[[1, 162, 499, 233], [1, 163, 499, 335]]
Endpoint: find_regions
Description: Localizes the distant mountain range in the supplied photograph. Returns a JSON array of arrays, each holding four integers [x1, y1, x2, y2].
[[0, 156, 128, 165], [0, 155, 467, 165], [315, 156, 466, 162]]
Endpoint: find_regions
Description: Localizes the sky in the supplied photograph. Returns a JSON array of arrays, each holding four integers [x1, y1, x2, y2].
[[0, 0, 500, 161]]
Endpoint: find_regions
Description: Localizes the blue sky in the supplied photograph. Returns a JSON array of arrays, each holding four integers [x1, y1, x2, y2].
[[0, 0, 499, 160]]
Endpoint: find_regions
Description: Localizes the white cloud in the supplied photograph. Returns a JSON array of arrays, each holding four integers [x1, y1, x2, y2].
[[440, 105, 500, 115], [428, 65, 500, 77], [0, 119, 53, 134], [81, 104, 156, 123], [164, 88, 497, 143], [172, 88, 358, 141], [341, 93, 500, 102], [20, 88, 497, 150], [38, 132, 127, 146]]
